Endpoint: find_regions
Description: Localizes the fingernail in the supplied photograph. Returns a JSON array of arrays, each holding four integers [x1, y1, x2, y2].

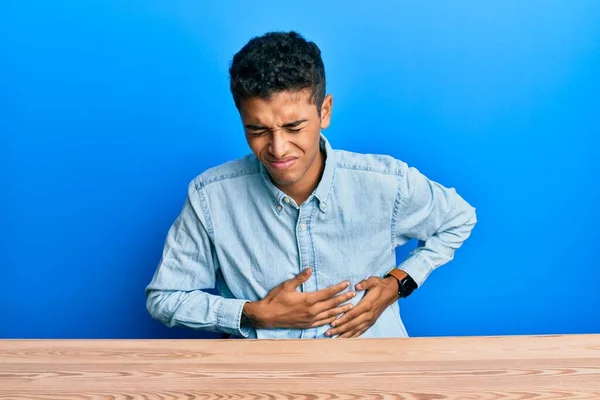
[[325, 331, 331, 336], [331, 322, 336, 327]]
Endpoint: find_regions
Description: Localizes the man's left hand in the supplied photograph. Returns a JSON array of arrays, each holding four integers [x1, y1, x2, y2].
[[325, 275, 401, 338]]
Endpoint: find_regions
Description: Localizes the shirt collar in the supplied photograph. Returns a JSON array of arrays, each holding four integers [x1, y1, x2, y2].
[[259, 133, 336, 214]]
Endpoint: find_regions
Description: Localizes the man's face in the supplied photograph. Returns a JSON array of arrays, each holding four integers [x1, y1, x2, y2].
[[239, 90, 332, 189]]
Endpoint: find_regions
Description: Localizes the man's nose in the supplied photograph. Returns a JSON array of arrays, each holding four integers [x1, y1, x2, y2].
[[269, 131, 289, 159]]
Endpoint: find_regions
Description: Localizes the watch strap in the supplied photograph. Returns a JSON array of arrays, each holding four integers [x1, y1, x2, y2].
[[386, 268, 408, 284], [385, 268, 417, 298]]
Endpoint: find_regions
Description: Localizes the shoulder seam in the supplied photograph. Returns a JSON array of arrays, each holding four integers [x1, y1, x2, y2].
[[192, 181, 215, 242], [194, 167, 260, 189], [336, 162, 404, 177]]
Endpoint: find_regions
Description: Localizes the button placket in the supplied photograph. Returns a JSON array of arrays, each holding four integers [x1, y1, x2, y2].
[[295, 201, 319, 339]]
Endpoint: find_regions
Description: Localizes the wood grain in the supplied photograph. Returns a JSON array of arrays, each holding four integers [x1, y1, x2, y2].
[[1, 335, 599, 399]]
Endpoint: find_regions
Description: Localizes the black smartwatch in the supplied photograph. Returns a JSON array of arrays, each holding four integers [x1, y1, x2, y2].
[[385, 268, 418, 298]]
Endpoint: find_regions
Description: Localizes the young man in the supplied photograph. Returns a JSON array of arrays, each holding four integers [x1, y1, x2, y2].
[[145, 31, 477, 339]]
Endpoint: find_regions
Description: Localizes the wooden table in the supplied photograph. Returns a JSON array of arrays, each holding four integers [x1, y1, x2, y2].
[[1, 334, 599, 399]]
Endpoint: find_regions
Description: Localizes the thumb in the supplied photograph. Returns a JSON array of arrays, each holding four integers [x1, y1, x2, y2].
[[355, 277, 378, 291], [289, 267, 312, 289]]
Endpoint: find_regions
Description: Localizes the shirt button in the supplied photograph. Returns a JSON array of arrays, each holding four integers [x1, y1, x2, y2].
[[283, 197, 290, 204], [300, 222, 307, 230], [276, 205, 283, 212]]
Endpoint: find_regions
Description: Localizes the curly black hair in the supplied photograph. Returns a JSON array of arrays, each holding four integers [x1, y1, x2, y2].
[[229, 31, 326, 114]]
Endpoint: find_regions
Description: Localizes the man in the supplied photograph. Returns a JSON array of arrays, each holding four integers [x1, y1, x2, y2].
[[145, 31, 477, 339]]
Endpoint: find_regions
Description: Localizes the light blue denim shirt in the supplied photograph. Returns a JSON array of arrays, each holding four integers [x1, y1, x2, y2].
[[145, 134, 477, 339]]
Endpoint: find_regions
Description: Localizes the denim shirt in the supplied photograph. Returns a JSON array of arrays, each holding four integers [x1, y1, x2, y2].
[[145, 134, 477, 339]]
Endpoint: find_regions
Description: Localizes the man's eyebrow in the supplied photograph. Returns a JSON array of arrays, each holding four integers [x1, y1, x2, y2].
[[244, 119, 308, 130], [244, 124, 267, 130]]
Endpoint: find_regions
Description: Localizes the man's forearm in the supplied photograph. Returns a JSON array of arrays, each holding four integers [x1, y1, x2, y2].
[[402, 205, 477, 286]]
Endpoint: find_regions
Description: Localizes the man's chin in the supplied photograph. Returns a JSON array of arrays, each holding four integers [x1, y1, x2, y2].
[[268, 171, 299, 187], [272, 176, 298, 186]]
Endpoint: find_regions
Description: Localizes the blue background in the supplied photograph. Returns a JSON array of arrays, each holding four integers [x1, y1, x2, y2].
[[1, 1, 599, 339]]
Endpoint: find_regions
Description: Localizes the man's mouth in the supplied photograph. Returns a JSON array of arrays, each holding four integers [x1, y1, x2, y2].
[[268, 158, 297, 170]]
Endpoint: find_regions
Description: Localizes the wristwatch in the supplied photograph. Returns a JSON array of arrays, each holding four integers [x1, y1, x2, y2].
[[385, 268, 418, 298]]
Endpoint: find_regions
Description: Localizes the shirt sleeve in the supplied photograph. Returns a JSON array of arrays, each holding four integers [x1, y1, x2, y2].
[[145, 180, 253, 338], [392, 160, 477, 287]]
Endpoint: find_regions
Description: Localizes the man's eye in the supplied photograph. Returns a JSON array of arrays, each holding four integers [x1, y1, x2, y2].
[[288, 127, 303, 133], [250, 131, 266, 137]]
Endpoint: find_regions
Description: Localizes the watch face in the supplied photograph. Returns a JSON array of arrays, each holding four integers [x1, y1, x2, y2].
[[400, 277, 418, 298]]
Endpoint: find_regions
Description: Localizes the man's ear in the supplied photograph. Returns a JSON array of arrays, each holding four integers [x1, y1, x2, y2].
[[320, 94, 333, 129]]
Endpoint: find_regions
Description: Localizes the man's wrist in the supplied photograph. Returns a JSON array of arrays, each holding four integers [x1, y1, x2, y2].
[[385, 268, 417, 299], [241, 301, 267, 329], [384, 275, 401, 292], [385, 268, 407, 284]]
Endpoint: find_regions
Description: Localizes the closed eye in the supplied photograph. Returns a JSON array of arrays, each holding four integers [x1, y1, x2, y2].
[[245, 126, 269, 137], [244, 119, 308, 136], [283, 119, 308, 130]]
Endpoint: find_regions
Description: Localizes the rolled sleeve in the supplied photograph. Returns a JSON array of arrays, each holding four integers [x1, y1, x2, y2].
[[392, 160, 477, 287], [217, 298, 253, 338], [397, 252, 435, 287]]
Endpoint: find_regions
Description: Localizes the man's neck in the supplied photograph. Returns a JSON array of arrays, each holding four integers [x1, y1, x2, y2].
[[277, 149, 326, 206]]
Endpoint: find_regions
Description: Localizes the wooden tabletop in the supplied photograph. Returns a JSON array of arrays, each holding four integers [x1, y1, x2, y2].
[[1, 334, 599, 399]]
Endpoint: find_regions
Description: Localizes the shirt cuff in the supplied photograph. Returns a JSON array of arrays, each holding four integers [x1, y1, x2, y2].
[[217, 298, 253, 338], [397, 252, 434, 287]]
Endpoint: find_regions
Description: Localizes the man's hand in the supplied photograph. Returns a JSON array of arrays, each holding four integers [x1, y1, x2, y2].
[[242, 267, 356, 329], [324, 275, 400, 338]]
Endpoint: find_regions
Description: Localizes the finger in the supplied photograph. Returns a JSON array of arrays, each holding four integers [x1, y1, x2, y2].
[[326, 312, 370, 337], [310, 280, 351, 302], [349, 323, 371, 338], [337, 322, 369, 339], [310, 315, 339, 328], [329, 311, 356, 330], [314, 290, 356, 313], [337, 328, 358, 339], [313, 302, 354, 322], [328, 298, 370, 328], [355, 276, 379, 291], [286, 267, 313, 290], [329, 309, 356, 328]]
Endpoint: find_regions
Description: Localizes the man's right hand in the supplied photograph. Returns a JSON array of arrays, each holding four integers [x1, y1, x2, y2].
[[242, 267, 356, 329]]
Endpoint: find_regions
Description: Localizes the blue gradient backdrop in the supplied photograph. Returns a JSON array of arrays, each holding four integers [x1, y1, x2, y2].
[[1, 1, 599, 339]]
